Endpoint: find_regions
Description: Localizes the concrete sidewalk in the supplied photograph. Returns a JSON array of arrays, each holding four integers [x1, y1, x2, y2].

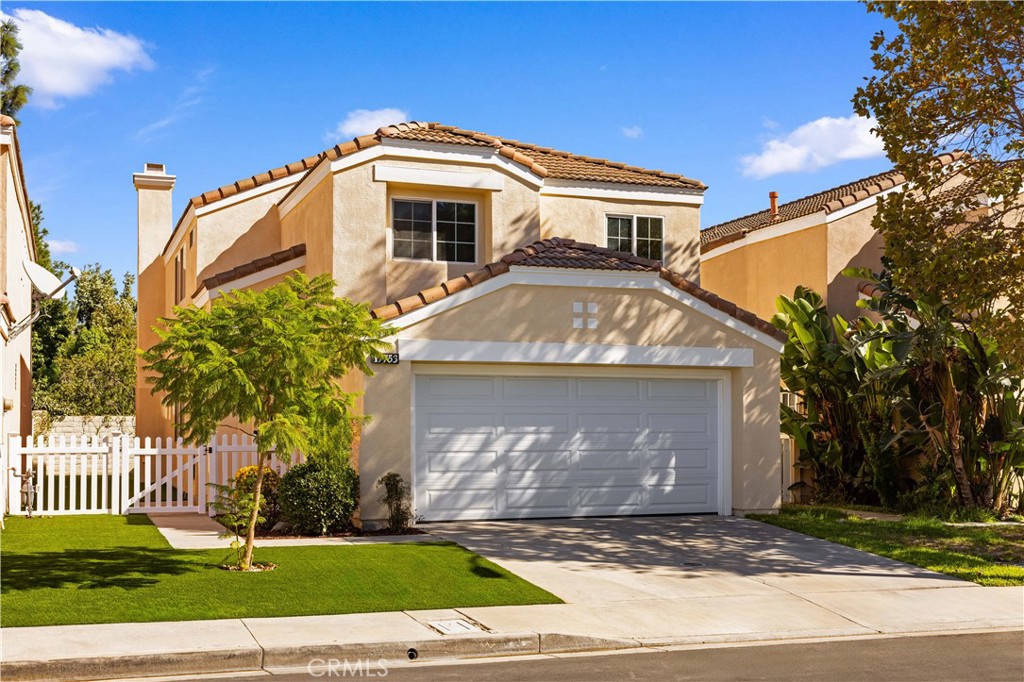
[[3, 516, 1023, 681], [3, 586, 1022, 681]]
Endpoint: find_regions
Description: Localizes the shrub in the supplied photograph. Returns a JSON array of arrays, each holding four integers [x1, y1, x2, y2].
[[377, 472, 412, 531], [233, 465, 282, 531], [279, 459, 359, 535]]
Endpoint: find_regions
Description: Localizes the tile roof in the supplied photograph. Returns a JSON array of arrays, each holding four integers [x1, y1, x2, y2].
[[196, 243, 306, 296], [188, 121, 705, 210], [700, 152, 962, 252], [370, 237, 785, 342]]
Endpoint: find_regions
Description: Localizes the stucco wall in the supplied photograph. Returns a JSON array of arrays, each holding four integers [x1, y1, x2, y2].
[[826, 207, 885, 322], [1, 136, 38, 440], [541, 195, 701, 281], [358, 283, 782, 523], [700, 222, 829, 322]]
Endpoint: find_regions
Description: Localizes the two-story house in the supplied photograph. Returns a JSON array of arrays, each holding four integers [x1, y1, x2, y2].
[[699, 153, 962, 323], [1, 115, 38, 444], [135, 121, 785, 525]]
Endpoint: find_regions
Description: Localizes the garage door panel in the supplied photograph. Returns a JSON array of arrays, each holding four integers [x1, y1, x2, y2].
[[577, 379, 641, 400], [648, 379, 712, 402], [506, 449, 572, 472], [425, 487, 499, 512], [578, 413, 642, 433], [423, 377, 496, 399], [505, 486, 574, 512], [503, 414, 571, 434], [416, 375, 721, 520], [424, 413, 497, 435], [577, 485, 643, 509], [502, 378, 571, 399], [647, 412, 714, 435], [426, 450, 499, 474], [648, 483, 713, 507], [648, 448, 714, 472], [578, 448, 643, 471]]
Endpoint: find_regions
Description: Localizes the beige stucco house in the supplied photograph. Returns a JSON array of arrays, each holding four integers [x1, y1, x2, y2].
[[135, 121, 785, 525], [0, 115, 38, 442], [699, 154, 961, 323]]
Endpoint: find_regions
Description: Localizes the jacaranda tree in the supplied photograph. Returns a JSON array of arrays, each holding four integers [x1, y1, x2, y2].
[[142, 273, 392, 569]]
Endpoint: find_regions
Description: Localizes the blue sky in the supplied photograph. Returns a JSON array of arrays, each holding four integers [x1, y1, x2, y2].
[[5, 2, 893, 282]]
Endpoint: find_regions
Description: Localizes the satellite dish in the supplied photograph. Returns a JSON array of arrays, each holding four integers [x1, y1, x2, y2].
[[23, 260, 67, 300]]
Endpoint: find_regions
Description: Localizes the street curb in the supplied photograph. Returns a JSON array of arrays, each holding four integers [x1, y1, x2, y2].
[[0, 647, 263, 682], [262, 632, 541, 668], [4, 627, 1021, 681], [0, 631, 645, 681]]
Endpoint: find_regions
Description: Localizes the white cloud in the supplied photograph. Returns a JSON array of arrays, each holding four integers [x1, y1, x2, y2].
[[2, 9, 153, 108], [48, 239, 79, 255], [621, 125, 643, 140], [324, 108, 408, 143], [740, 114, 884, 179]]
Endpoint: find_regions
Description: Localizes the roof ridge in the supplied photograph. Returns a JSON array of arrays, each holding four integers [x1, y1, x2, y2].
[[369, 237, 784, 342], [187, 120, 706, 212]]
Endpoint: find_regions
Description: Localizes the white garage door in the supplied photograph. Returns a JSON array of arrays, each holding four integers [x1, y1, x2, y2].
[[414, 375, 721, 521]]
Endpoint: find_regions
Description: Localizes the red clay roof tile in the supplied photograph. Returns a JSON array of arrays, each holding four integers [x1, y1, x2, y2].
[[701, 154, 960, 252]]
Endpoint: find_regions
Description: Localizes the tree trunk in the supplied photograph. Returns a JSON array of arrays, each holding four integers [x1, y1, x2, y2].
[[241, 452, 268, 570]]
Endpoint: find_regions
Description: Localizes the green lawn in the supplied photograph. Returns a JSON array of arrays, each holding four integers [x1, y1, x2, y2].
[[751, 506, 1024, 587], [0, 515, 560, 627]]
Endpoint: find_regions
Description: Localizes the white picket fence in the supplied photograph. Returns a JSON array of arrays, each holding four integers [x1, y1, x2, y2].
[[2, 434, 300, 517]]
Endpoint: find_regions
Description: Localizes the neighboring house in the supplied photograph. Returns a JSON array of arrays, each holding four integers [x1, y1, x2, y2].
[[0, 115, 37, 442], [699, 153, 960, 324], [135, 121, 785, 525]]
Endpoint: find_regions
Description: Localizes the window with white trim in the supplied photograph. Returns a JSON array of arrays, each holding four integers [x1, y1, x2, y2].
[[606, 215, 664, 261], [392, 199, 477, 263]]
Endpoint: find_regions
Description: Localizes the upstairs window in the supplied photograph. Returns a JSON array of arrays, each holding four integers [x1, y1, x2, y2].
[[392, 199, 477, 263], [606, 215, 663, 261]]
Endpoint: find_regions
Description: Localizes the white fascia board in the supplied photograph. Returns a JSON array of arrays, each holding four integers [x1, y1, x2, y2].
[[163, 204, 197, 264], [397, 338, 754, 368], [339, 140, 545, 189], [195, 174, 302, 217], [194, 254, 307, 306], [384, 267, 783, 352], [540, 179, 704, 206], [0, 125, 14, 147], [278, 159, 331, 219], [372, 163, 504, 191], [823, 183, 906, 222]]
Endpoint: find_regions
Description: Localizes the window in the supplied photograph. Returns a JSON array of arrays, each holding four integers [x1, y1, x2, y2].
[[392, 199, 476, 263], [606, 215, 663, 261]]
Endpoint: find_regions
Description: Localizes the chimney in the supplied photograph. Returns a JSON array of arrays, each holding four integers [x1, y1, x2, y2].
[[133, 163, 176, 275], [769, 191, 779, 219]]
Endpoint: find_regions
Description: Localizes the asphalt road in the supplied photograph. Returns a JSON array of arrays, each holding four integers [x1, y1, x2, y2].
[[233, 631, 1024, 682]]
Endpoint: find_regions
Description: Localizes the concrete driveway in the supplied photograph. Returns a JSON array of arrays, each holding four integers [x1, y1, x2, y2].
[[429, 516, 1023, 643]]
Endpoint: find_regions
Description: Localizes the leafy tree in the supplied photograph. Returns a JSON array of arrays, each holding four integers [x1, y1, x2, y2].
[[853, 1, 1024, 365], [142, 273, 391, 569], [34, 266, 137, 421], [1, 18, 31, 123]]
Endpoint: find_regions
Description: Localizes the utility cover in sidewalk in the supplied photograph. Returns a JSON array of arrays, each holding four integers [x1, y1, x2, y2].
[[428, 619, 481, 635]]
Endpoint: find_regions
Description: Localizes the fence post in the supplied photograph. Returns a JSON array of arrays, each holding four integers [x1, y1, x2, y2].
[[109, 435, 121, 514], [6, 435, 19, 516], [198, 442, 208, 515]]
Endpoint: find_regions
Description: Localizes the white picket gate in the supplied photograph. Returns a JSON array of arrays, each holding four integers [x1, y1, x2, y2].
[[2, 434, 301, 517]]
